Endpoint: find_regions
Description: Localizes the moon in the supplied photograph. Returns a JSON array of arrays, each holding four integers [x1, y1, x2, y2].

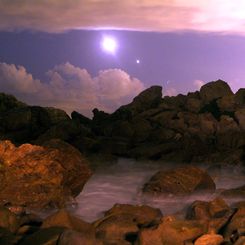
[[101, 36, 118, 54], [136, 59, 140, 64]]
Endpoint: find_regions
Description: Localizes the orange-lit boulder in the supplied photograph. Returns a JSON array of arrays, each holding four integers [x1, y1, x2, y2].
[[0, 139, 92, 208]]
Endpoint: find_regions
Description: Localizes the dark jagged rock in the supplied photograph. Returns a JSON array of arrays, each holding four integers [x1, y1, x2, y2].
[[0, 105, 70, 144], [0, 139, 92, 208], [0, 93, 26, 114], [0, 80, 244, 164], [71, 111, 92, 126], [113, 85, 162, 117]]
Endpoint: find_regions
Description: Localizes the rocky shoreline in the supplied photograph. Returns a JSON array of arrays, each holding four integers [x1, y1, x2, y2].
[[0, 197, 244, 244], [0, 79, 244, 244]]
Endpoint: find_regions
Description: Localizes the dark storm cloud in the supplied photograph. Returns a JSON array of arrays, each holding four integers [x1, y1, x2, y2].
[[1, 0, 245, 34]]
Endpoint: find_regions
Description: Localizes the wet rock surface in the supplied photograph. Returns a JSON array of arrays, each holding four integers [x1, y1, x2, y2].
[[0, 199, 243, 244], [143, 166, 216, 195]]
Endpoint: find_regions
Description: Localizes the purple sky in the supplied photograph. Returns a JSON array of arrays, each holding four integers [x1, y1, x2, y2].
[[0, 1, 244, 116]]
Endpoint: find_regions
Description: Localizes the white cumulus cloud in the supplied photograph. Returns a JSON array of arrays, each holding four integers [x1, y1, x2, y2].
[[0, 62, 145, 117]]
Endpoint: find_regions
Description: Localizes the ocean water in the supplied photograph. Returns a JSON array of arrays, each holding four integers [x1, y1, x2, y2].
[[71, 158, 245, 222]]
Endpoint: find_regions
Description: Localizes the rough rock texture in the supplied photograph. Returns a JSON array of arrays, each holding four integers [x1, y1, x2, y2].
[[93, 204, 162, 244], [143, 166, 216, 195], [0, 139, 92, 208], [137, 216, 206, 245], [194, 234, 224, 245], [220, 185, 245, 198], [200, 80, 233, 104], [0, 80, 244, 165]]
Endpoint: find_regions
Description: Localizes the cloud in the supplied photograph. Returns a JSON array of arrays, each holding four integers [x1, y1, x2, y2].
[[164, 87, 178, 97], [1, 1, 245, 34], [193, 79, 205, 90], [0, 62, 145, 117]]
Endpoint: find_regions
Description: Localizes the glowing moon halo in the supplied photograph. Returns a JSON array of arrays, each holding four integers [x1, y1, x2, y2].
[[101, 36, 118, 54]]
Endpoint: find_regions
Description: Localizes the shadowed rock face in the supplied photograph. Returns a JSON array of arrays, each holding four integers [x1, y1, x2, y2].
[[0, 139, 92, 209], [200, 80, 233, 104], [143, 166, 216, 195], [0, 80, 244, 165]]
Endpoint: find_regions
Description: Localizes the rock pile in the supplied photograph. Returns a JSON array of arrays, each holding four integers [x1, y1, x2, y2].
[[0, 199, 244, 244], [0, 80, 244, 164]]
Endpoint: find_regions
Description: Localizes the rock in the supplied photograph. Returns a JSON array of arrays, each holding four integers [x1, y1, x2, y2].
[[0, 139, 92, 208], [0, 206, 19, 233], [18, 227, 65, 245], [221, 185, 245, 198], [71, 111, 92, 127], [35, 120, 90, 143], [111, 121, 134, 138], [163, 94, 187, 110], [137, 216, 206, 245], [0, 92, 26, 114], [198, 113, 217, 136], [143, 166, 216, 195], [42, 209, 95, 235], [234, 236, 245, 245], [103, 204, 162, 227], [44, 107, 70, 125], [93, 213, 139, 244], [187, 198, 230, 220], [216, 115, 242, 150], [58, 229, 102, 245], [186, 98, 202, 113], [1, 106, 69, 143], [0, 227, 20, 245], [129, 142, 181, 160], [131, 118, 152, 143], [235, 88, 245, 106], [93, 204, 162, 244], [200, 80, 233, 104], [186, 198, 232, 233], [194, 234, 224, 245], [115, 86, 162, 116], [151, 111, 177, 127], [217, 95, 236, 112], [235, 108, 245, 131], [223, 207, 245, 240]]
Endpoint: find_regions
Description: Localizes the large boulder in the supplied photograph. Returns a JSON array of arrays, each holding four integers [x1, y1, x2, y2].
[[235, 88, 245, 106], [42, 209, 95, 236], [235, 108, 245, 131], [1, 106, 70, 143], [200, 80, 233, 104], [93, 204, 162, 244], [217, 95, 236, 112], [0, 139, 92, 208], [0, 93, 26, 114], [137, 216, 206, 245], [114, 86, 162, 117], [216, 115, 243, 150], [143, 166, 216, 195]]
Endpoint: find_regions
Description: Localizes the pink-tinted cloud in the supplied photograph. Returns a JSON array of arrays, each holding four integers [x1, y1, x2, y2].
[[193, 79, 205, 90], [0, 62, 145, 117], [1, 1, 245, 34]]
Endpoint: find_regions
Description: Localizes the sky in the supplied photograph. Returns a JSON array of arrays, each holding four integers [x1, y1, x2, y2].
[[0, 0, 245, 116]]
